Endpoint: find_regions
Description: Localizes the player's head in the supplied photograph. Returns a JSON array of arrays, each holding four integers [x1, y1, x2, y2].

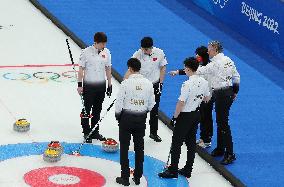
[[195, 46, 209, 65], [127, 58, 141, 72], [184, 57, 199, 75], [141, 37, 153, 55], [94, 32, 107, 49], [208, 40, 223, 58]]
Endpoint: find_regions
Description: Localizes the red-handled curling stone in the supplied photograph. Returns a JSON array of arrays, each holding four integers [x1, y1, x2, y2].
[[47, 141, 63, 155], [102, 138, 119, 153]]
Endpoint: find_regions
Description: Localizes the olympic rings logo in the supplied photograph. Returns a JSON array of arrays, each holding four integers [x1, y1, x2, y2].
[[212, 0, 230, 8], [2, 71, 77, 83]]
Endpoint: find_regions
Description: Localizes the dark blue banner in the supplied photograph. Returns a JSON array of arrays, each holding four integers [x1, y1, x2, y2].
[[190, 0, 284, 61]]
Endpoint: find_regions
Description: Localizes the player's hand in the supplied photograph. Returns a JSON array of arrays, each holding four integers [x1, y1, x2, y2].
[[158, 82, 163, 94], [106, 85, 112, 97], [168, 70, 179, 76], [203, 96, 210, 103], [232, 93, 237, 101], [115, 112, 121, 123], [77, 87, 83, 95], [170, 116, 177, 127]]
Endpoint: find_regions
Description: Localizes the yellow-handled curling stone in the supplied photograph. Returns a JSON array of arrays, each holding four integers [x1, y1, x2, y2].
[[13, 119, 30, 132], [43, 148, 62, 162], [43, 141, 63, 162]]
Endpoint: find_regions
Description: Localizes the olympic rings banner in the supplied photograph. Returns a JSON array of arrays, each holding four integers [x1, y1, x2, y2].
[[1, 71, 77, 84], [182, 0, 284, 61]]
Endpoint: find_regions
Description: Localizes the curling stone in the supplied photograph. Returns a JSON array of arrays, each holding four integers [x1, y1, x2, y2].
[[47, 141, 63, 155], [102, 138, 119, 153], [43, 148, 61, 162], [13, 119, 30, 132]]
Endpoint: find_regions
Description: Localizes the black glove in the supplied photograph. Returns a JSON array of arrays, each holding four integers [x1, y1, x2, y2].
[[106, 85, 112, 97], [178, 69, 186, 75], [232, 83, 239, 94], [170, 116, 177, 127], [115, 112, 121, 122], [157, 82, 163, 94]]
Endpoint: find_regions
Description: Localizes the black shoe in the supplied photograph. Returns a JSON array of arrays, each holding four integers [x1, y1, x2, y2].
[[178, 168, 191, 178], [221, 153, 236, 165], [92, 133, 106, 141], [132, 177, 140, 185], [149, 134, 162, 142], [158, 169, 178, 178], [84, 135, 92, 143], [116, 177, 130, 186], [211, 148, 224, 157]]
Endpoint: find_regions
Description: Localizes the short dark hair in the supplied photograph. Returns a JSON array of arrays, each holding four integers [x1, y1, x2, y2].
[[208, 40, 223, 53], [127, 58, 141, 72], [184, 57, 199, 72], [195, 46, 209, 65], [141, 37, 153, 48], [94, 32, 107, 43]]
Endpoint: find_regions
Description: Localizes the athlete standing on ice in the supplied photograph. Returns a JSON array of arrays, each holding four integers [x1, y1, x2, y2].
[[124, 36, 167, 142], [77, 32, 112, 143], [115, 58, 155, 186]]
